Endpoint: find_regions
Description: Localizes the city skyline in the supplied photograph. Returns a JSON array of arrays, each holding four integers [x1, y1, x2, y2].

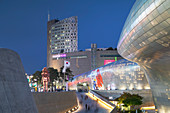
[[0, 0, 136, 74]]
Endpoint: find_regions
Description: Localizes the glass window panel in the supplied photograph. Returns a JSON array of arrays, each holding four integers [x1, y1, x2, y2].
[[160, 21, 169, 28], [155, 30, 167, 39], [144, 17, 150, 26], [155, 15, 164, 23], [139, 35, 145, 41], [147, 23, 153, 30], [151, 19, 159, 26], [145, 7, 150, 15], [161, 11, 169, 21], [143, 25, 150, 32], [147, 12, 154, 21], [154, 0, 161, 7], [152, 9, 160, 17], [144, 39, 150, 45], [150, 28, 158, 35], [157, 4, 166, 14], [161, 37, 169, 41], [163, 0, 170, 9], [163, 26, 170, 34], [166, 35, 170, 40], [137, 28, 145, 37], [167, 8, 170, 15]]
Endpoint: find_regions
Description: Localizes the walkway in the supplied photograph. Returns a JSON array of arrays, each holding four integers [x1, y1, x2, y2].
[[73, 92, 112, 113]]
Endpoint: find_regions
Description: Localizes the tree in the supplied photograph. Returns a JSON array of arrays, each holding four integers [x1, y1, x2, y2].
[[117, 92, 131, 105], [106, 47, 114, 50], [32, 71, 42, 85], [123, 94, 143, 110], [47, 67, 59, 91], [59, 66, 74, 81], [116, 92, 143, 111], [65, 68, 74, 80], [47, 67, 59, 83]]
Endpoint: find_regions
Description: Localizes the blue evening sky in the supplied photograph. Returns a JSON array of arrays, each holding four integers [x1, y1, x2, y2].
[[0, 0, 136, 74]]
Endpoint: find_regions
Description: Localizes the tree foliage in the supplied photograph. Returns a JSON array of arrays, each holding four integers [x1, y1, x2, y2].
[[106, 47, 114, 50], [117, 92, 143, 110], [47, 67, 59, 83], [32, 67, 59, 84], [32, 71, 42, 84], [59, 66, 74, 81]]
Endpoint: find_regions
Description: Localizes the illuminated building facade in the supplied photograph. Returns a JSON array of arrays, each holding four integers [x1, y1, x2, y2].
[[117, 0, 170, 112], [48, 44, 122, 76], [68, 59, 150, 91], [49, 49, 122, 76], [47, 16, 78, 67]]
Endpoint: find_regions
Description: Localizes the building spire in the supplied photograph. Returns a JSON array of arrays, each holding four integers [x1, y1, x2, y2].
[[48, 10, 50, 21]]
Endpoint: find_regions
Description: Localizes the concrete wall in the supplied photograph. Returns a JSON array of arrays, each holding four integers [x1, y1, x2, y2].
[[33, 91, 78, 113], [0, 48, 38, 113]]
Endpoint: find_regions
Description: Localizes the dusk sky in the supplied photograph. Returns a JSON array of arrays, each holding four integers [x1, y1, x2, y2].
[[0, 0, 136, 74]]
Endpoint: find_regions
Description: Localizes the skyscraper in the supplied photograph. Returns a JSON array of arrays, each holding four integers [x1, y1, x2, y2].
[[47, 16, 78, 67]]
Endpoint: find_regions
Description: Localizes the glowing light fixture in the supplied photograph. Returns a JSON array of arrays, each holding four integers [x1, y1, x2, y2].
[[87, 92, 114, 110]]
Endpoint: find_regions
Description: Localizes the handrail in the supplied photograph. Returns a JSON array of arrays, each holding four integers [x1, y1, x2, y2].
[[89, 90, 117, 113]]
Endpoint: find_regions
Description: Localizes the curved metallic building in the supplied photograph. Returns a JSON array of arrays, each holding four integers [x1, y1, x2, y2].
[[68, 59, 150, 91], [117, 0, 170, 112]]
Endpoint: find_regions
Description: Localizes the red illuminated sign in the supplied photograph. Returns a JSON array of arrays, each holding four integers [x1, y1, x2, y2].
[[104, 60, 115, 65]]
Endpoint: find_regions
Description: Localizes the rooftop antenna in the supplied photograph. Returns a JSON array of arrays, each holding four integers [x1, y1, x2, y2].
[[48, 10, 50, 21]]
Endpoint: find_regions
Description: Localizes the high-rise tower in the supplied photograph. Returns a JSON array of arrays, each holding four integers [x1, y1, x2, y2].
[[47, 16, 78, 67]]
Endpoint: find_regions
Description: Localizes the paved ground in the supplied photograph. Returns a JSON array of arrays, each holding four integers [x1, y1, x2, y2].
[[73, 92, 112, 113]]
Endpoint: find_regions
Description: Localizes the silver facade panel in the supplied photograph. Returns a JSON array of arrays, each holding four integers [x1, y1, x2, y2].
[[118, 0, 170, 112], [68, 59, 150, 91]]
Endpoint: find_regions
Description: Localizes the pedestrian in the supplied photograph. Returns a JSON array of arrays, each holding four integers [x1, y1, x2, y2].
[[85, 104, 88, 110], [88, 105, 90, 110], [94, 106, 98, 113], [81, 94, 83, 99], [85, 95, 88, 100], [79, 99, 82, 105], [86, 95, 88, 99]]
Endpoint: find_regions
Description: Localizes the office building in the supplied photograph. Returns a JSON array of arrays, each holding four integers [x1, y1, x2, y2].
[[47, 16, 78, 67], [48, 44, 123, 76]]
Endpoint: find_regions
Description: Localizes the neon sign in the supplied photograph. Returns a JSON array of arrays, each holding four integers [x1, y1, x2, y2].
[[52, 54, 66, 58], [104, 60, 115, 65]]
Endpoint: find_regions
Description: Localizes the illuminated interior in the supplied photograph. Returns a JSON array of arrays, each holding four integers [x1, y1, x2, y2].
[[68, 59, 150, 91]]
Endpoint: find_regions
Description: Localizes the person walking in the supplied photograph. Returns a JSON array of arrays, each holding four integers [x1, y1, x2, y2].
[[88, 105, 90, 111], [85, 104, 88, 110], [81, 94, 83, 99]]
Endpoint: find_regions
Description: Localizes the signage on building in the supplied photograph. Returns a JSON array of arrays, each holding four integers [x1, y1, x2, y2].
[[104, 60, 115, 65], [52, 54, 66, 58]]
